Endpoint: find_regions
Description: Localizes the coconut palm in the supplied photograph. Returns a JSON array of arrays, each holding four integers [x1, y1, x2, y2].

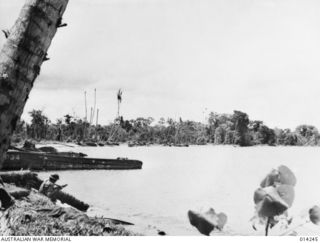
[[0, 0, 69, 167], [117, 89, 123, 118]]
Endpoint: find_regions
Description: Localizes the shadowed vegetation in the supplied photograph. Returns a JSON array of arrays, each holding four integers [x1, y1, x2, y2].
[[2, 190, 137, 236]]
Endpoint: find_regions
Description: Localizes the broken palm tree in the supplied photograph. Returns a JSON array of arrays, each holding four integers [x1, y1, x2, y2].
[[2, 191, 137, 236], [117, 89, 122, 119], [107, 89, 123, 144]]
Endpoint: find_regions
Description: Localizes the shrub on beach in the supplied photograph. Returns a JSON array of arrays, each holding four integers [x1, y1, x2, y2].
[[252, 165, 296, 235]]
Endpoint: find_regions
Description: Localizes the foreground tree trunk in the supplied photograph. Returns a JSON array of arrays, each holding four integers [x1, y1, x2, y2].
[[0, 0, 69, 167]]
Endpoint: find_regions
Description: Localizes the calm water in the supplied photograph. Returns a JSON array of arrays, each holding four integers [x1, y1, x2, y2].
[[38, 145, 320, 235]]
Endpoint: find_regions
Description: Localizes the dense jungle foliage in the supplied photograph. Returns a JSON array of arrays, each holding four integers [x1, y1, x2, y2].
[[12, 109, 320, 147]]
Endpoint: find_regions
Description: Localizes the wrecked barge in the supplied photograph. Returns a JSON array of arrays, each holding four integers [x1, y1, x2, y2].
[[3, 150, 143, 171]]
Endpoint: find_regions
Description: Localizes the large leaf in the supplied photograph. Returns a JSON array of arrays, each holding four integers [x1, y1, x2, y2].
[[257, 196, 288, 218], [255, 185, 294, 218], [188, 208, 227, 235], [309, 205, 320, 225], [188, 210, 215, 235], [260, 169, 280, 188], [216, 212, 228, 230], [254, 188, 267, 204], [276, 184, 295, 207], [278, 165, 297, 186], [260, 165, 296, 188]]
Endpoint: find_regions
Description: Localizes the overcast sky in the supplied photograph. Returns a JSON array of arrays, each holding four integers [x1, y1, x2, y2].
[[1, 0, 320, 129]]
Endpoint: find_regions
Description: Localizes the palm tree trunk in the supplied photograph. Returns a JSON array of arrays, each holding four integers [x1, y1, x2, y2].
[[0, 0, 69, 167], [117, 100, 120, 118], [84, 91, 87, 122], [93, 88, 96, 123]]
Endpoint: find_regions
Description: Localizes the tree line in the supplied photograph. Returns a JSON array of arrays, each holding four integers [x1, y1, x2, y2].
[[11, 109, 320, 147]]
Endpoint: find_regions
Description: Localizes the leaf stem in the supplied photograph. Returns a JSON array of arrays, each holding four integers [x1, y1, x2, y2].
[[265, 217, 271, 236]]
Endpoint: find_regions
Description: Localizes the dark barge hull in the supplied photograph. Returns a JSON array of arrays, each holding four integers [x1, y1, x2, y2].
[[3, 151, 142, 171]]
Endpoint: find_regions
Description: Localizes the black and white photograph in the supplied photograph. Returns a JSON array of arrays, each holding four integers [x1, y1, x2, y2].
[[0, 0, 320, 240]]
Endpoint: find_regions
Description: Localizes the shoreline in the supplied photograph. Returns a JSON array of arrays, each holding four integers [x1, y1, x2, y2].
[[20, 139, 320, 149]]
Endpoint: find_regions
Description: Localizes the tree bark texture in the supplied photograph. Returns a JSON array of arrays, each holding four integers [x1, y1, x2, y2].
[[0, 0, 69, 167]]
